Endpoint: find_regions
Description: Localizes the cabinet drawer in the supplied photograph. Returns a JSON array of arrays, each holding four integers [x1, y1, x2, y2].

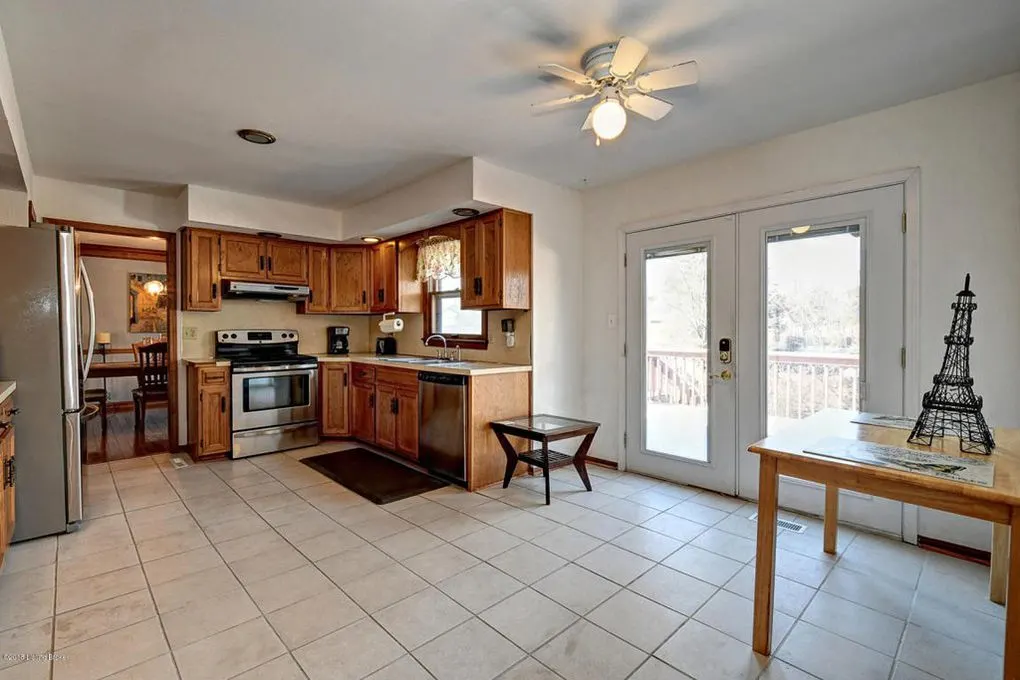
[[376, 367, 418, 390], [352, 364, 376, 386], [201, 367, 229, 386]]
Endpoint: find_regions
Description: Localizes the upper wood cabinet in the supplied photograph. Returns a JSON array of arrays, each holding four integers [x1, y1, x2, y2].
[[331, 247, 370, 313], [181, 228, 222, 311], [460, 209, 531, 310], [370, 241, 398, 313], [220, 232, 266, 281], [301, 245, 332, 314], [320, 363, 350, 437], [267, 240, 308, 284]]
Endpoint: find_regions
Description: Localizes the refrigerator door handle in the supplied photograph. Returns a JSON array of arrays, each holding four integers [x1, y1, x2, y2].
[[79, 260, 97, 380], [64, 410, 83, 527], [57, 228, 82, 411]]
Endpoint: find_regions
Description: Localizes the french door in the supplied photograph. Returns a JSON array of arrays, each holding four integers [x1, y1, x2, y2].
[[626, 186, 907, 534]]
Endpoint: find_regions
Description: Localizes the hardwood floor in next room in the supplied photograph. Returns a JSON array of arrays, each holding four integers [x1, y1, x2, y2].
[[84, 409, 169, 465]]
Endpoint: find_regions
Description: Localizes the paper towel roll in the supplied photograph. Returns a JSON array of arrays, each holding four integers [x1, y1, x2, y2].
[[378, 318, 404, 334]]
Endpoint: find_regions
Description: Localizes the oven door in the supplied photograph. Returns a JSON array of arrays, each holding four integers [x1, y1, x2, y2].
[[232, 366, 318, 432]]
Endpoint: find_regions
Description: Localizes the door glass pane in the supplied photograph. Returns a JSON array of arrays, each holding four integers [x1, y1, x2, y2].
[[766, 224, 861, 434], [243, 375, 310, 412], [644, 245, 709, 461]]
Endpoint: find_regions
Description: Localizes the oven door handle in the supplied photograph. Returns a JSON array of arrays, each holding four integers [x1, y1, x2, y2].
[[231, 363, 318, 375]]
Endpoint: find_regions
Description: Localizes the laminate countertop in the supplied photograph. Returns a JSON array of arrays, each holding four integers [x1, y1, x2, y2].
[[314, 354, 531, 377], [0, 381, 14, 403]]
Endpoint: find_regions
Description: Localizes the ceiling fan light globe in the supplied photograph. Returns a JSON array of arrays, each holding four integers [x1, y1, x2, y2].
[[591, 98, 627, 141]]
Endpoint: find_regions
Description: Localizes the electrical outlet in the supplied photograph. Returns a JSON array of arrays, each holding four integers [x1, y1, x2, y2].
[[183, 326, 198, 340], [607, 314, 618, 329]]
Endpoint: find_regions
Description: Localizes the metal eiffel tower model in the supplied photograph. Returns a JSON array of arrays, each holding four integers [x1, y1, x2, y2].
[[908, 274, 995, 454]]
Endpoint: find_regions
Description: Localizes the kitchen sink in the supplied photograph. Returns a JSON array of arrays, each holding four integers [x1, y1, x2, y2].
[[375, 357, 437, 364]]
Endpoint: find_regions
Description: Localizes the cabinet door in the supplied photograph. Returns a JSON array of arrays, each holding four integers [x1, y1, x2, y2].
[[351, 384, 375, 442], [375, 384, 397, 450], [320, 364, 350, 437], [460, 220, 482, 307], [303, 246, 331, 313], [331, 248, 369, 313], [477, 212, 503, 307], [370, 242, 398, 313], [267, 241, 309, 284], [221, 233, 267, 281], [183, 229, 221, 311], [198, 384, 231, 456], [395, 388, 419, 460]]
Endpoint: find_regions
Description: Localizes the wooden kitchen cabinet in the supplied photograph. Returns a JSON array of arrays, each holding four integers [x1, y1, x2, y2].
[[370, 241, 398, 313], [220, 232, 266, 281], [331, 248, 370, 313], [375, 383, 397, 450], [394, 388, 419, 461], [267, 240, 308, 284], [181, 228, 222, 311], [300, 245, 332, 314], [320, 363, 350, 437], [351, 384, 375, 442], [0, 395, 16, 565], [188, 364, 231, 459], [460, 209, 531, 310]]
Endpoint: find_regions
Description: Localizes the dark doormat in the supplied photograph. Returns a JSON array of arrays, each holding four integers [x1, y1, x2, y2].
[[300, 448, 447, 505]]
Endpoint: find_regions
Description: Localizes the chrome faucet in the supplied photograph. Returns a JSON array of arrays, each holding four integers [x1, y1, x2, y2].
[[425, 334, 450, 360]]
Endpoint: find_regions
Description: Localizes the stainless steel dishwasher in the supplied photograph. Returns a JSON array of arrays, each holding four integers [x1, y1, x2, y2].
[[418, 371, 468, 483]]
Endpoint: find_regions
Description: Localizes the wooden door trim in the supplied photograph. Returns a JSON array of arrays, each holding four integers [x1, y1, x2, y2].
[[48, 217, 181, 453], [78, 243, 166, 262]]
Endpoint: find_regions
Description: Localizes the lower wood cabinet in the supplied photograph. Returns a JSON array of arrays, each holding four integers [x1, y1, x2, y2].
[[394, 388, 419, 461], [320, 364, 350, 437], [375, 383, 397, 450], [0, 395, 16, 566], [351, 382, 376, 443], [187, 364, 231, 459]]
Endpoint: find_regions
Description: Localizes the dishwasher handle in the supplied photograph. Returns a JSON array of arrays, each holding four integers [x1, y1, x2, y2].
[[418, 371, 468, 387]]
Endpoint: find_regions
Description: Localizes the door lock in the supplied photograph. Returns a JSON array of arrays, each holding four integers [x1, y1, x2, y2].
[[709, 369, 733, 381], [719, 338, 733, 364]]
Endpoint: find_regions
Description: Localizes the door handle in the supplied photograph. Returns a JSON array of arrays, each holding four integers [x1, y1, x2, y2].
[[709, 369, 733, 381]]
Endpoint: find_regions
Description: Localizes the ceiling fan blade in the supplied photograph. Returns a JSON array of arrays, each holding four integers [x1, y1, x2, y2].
[[532, 92, 597, 111], [538, 63, 595, 87], [609, 36, 649, 79], [581, 110, 594, 131], [624, 93, 673, 121], [634, 61, 699, 93]]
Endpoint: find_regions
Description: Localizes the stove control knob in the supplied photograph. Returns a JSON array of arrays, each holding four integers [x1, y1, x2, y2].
[[221, 333, 228, 340], [230, 333, 237, 339]]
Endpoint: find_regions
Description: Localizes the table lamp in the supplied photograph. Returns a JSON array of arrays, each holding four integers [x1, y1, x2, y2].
[[96, 332, 111, 362]]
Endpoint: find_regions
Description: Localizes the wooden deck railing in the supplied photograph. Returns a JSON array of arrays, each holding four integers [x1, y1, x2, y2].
[[647, 350, 859, 418]]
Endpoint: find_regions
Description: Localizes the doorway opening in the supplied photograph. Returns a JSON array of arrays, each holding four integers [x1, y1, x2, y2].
[[47, 218, 179, 464]]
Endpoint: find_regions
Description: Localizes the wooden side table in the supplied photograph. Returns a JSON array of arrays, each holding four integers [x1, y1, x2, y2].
[[491, 414, 601, 505]]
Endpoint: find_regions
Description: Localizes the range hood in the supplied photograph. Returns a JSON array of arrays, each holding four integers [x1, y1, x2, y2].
[[223, 280, 310, 301]]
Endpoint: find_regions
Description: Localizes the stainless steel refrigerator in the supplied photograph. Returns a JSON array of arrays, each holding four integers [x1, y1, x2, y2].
[[0, 223, 95, 540]]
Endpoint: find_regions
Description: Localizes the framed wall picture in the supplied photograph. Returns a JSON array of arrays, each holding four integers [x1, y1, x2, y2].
[[128, 273, 168, 333]]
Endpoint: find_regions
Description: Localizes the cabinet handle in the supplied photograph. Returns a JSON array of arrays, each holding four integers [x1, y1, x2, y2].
[[369, 394, 375, 408], [474, 277, 482, 296], [9, 408, 18, 417], [343, 373, 348, 387], [268, 256, 273, 271], [220, 396, 226, 413], [259, 255, 265, 271], [212, 282, 218, 299], [308, 289, 313, 303], [378, 289, 384, 303], [362, 291, 367, 305], [391, 398, 398, 415]]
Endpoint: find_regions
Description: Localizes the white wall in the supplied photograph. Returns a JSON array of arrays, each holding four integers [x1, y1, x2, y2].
[[0, 24, 32, 198], [474, 159, 585, 416], [185, 185, 343, 241], [34, 177, 184, 231], [82, 256, 167, 402], [582, 72, 1020, 464]]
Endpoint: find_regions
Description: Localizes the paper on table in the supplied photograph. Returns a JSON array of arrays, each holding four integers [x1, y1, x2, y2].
[[804, 436, 995, 487], [850, 413, 918, 431]]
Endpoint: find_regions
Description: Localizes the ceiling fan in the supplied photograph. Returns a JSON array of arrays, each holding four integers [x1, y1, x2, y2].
[[533, 36, 699, 145]]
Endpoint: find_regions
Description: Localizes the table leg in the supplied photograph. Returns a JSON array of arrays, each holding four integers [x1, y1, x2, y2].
[[1004, 511, 1020, 680], [824, 485, 839, 555], [572, 432, 595, 492], [542, 441, 550, 505], [992, 523, 1009, 605], [494, 431, 519, 489], [753, 456, 779, 656]]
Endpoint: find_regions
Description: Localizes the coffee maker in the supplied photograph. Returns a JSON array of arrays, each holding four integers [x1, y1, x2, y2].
[[327, 326, 350, 355]]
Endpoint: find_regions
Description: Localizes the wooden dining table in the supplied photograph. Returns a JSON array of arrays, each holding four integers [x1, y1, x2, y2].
[[87, 361, 141, 379], [748, 409, 1020, 679]]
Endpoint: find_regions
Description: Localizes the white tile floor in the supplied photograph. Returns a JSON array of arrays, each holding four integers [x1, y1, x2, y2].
[[0, 442, 1005, 680]]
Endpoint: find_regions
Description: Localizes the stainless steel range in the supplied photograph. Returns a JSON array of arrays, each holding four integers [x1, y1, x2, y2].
[[215, 329, 319, 458]]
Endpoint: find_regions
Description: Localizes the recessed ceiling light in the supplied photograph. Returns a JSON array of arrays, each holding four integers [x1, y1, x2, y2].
[[452, 208, 480, 217], [361, 236, 382, 244], [790, 225, 812, 235], [237, 129, 276, 145]]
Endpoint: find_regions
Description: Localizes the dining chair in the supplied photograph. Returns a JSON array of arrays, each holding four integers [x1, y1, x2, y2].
[[133, 341, 169, 431]]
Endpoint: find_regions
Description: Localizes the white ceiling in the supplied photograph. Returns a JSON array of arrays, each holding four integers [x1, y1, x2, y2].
[[2, 0, 1019, 208]]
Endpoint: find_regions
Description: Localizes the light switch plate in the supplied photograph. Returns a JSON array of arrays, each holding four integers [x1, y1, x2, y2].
[[183, 326, 198, 340]]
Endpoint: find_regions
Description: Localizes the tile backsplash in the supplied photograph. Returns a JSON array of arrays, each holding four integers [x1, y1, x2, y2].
[[372, 310, 531, 365], [182, 299, 373, 357]]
